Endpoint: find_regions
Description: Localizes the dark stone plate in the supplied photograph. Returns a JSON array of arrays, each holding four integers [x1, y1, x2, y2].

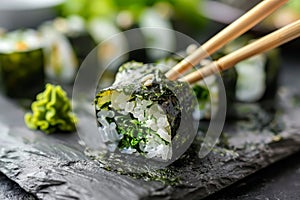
[[0, 81, 299, 200]]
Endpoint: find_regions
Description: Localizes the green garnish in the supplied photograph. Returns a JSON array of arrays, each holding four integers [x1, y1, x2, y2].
[[24, 83, 78, 134], [116, 117, 148, 152]]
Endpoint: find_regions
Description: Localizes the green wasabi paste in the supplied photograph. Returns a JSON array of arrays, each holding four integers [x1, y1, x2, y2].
[[25, 84, 78, 134]]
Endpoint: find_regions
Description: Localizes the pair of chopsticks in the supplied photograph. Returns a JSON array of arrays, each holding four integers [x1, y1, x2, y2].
[[165, 0, 300, 84]]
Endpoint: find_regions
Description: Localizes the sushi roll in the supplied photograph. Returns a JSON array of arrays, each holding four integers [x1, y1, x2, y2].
[[95, 62, 198, 161], [39, 24, 77, 84], [0, 29, 45, 99], [39, 15, 95, 83], [213, 35, 280, 102], [48, 16, 96, 65]]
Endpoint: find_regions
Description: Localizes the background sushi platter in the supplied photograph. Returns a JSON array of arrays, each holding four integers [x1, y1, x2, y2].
[[0, 48, 299, 200]]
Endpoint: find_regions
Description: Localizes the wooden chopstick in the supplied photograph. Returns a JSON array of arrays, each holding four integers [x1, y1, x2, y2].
[[180, 19, 300, 84], [165, 0, 288, 81]]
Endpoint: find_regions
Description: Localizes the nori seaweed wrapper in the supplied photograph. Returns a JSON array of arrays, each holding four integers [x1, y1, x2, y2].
[[220, 67, 237, 116], [0, 48, 45, 99], [94, 62, 198, 168], [261, 48, 281, 100], [66, 32, 96, 65]]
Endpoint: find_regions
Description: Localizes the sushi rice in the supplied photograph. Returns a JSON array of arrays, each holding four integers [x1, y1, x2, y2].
[[0, 29, 42, 53]]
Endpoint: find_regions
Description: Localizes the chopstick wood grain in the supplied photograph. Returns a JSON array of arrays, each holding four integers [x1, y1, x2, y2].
[[165, 0, 288, 81], [180, 19, 300, 84]]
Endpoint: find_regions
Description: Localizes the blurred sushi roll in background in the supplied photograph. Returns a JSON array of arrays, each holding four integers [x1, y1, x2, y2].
[[95, 62, 198, 161], [39, 16, 96, 83], [0, 29, 45, 98], [42, 16, 96, 66], [212, 35, 280, 103]]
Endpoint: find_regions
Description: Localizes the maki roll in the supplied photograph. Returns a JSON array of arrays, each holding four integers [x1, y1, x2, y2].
[[213, 35, 280, 102], [39, 16, 79, 83], [95, 62, 198, 161], [44, 16, 96, 65], [0, 29, 45, 99]]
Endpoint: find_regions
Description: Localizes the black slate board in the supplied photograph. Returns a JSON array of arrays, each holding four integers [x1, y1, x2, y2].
[[0, 83, 300, 200], [206, 150, 300, 200], [0, 173, 35, 200]]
